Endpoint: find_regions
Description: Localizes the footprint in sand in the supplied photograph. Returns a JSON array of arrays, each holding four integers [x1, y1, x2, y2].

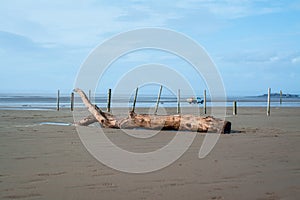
[[2, 193, 42, 199], [36, 171, 66, 177], [24, 178, 47, 184]]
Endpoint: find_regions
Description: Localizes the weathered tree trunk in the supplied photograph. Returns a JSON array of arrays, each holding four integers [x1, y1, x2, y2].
[[74, 88, 231, 133]]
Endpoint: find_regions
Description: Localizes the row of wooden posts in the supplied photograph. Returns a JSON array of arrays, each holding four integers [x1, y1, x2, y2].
[[232, 88, 278, 116], [57, 87, 280, 116]]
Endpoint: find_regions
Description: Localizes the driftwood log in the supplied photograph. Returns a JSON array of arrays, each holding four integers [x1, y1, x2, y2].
[[74, 88, 231, 133]]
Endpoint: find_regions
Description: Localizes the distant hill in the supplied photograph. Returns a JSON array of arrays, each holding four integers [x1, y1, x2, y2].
[[258, 93, 299, 98]]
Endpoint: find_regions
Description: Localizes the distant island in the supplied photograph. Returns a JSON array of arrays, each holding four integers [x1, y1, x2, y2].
[[258, 93, 299, 98]]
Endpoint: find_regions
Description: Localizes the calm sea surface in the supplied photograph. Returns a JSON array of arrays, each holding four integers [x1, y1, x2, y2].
[[0, 93, 299, 110]]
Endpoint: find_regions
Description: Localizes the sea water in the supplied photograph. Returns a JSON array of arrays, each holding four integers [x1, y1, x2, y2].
[[0, 93, 299, 110]]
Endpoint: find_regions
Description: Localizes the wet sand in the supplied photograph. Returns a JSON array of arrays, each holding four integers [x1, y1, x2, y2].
[[0, 107, 299, 199]]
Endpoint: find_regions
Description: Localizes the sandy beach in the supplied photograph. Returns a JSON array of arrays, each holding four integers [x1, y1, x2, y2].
[[0, 107, 299, 200]]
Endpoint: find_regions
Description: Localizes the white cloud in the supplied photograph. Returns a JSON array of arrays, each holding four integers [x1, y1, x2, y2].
[[269, 56, 279, 62], [215, 50, 300, 68], [291, 56, 300, 64], [0, 1, 127, 46], [0, 0, 181, 48], [1, 0, 293, 49], [1, 0, 295, 52], [175, 0, 290, 19]]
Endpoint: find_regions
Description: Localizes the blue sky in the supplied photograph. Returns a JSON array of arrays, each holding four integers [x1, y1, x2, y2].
[[0, 0, 299, 96]]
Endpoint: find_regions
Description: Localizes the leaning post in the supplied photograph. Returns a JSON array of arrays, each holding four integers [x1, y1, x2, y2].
[[132, 87, 139, 112], [154, 85, 163, 115]]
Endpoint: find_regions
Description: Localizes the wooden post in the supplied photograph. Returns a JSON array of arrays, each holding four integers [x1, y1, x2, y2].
[[88, 89, 91, 101], [132, 87, 138, 112], [203, 89, 207, 114], [233, 101, 237, 115], [177, 89, 181, 114], [56, 89, 60, 111], [70, 92, 74, 111], [267, 88, 271, 116], [280, 90, 282, 104], [154, 85, 163, 115], [107, 89, 111, 112]]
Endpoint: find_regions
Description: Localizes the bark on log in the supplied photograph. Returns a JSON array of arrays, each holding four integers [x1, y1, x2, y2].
[[75, 115, 97, 126], [74, 88, 231, 133]]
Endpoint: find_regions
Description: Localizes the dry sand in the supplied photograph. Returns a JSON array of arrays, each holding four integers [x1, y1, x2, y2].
[[0, 107, 299, 200]]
